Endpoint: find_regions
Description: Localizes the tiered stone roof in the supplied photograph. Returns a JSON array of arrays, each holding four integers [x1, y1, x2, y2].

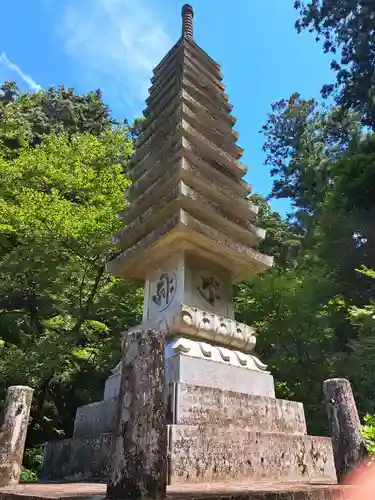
[[107, 5, 273, 283]]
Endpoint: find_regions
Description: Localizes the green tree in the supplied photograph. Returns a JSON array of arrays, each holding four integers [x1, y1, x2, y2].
[[0, 82, 115, 157], [295, 0, 375, 128], [250, 194, 301, 268], [0, 130, 142, 448], [262, 92, 361, 224]]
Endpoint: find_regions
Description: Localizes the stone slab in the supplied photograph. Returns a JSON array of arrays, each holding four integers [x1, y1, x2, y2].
[[41, 434, 113, 481], [104, 373, 121, 400], [73, 398, 117, 439], [0, 482, 356, 500], [172, 383, 306, 434], [166, 353, 275, 397], [107, 328, 167, 500], [169, 425, 337, 485]]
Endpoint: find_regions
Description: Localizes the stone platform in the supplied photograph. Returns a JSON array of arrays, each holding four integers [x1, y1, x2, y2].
[[42, 382, 336, 485], [0, 483, 356, 500]]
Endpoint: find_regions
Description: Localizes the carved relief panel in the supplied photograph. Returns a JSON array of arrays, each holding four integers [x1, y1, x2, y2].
[[185, 259, 233, 318], [151, 272, 177, 311], [195, 270, 223, 309], [143, 255, 184, 322]]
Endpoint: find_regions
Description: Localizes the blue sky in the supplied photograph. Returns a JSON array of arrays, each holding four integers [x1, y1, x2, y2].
[[0, 0, 333, 217]]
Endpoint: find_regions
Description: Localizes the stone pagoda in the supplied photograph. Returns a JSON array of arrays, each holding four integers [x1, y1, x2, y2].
[[42, 5, 337, 489]]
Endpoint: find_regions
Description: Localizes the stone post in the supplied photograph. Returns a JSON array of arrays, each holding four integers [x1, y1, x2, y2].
[[106, 328, 167, 500], [0, 386, 34, 487], [323, 378, 366, 482]]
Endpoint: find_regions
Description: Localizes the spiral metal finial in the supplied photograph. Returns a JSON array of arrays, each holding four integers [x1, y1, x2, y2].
[[182, 4, 194, 39]]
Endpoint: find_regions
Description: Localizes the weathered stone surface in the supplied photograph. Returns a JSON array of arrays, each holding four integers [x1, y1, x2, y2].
[[132, 115, 246, 184], [125, 156, 254, 224], [168, 425, 337, 485], [153, 37, 223, 86], [323, 379, 366, 483], [162, 304, 257, 352], [143, 84, 235, 154], [182, 77, 234, 126], [139, 99, 241, 163], [129, 126, 182, 183], [107, 328, 167, 500], [140, 76, 235, 159], [183, 66, 232, 113], [182, 118, 247, 178], [165, 352, 275, 397], [118, 181, 264, 251], [139, 91, 182, 148], [171, 383, 307, 434], [42, 434, 113, 481], [73, 398, 118, 439], [183, 91, 237, 144], [0, 386, 33, 487], [152, 40, 224, 96], [149, 52, 225, 113], [137, 101, 182, 160], [182, 93, 241, 157]]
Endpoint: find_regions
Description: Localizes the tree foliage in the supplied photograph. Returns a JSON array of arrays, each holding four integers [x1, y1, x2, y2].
[[0, 82, 115, 157], [250, 0, 375, 434], [0, 86, 142, 458], [294, 0, 375, 128]]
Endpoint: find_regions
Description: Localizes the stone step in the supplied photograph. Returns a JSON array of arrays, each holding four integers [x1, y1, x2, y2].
[[73, 398, 117, 439], [170, 383, 307, 434], [42, 430, 337, 491], [42, 434, 113, 481], [73, 383, 306, 443], [168, 425, 336, 485], [166, 351, 275, 398]]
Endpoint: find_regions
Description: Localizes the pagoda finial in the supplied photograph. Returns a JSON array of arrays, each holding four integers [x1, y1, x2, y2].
[[182, 4, 194, 39]]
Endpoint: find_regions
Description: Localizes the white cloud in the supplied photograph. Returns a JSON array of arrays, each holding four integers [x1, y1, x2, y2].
[[58, 0, 171, 115], [0, 52, 41, 92]]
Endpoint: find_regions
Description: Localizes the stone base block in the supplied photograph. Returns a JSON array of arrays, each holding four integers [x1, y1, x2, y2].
[[170, 383, 307, 434], [168, 425, 337, 485], [104, 372, 121, 400], [166, 353, 275, 397], [73, 398, 117, 438], [42, 434, 113, 481]]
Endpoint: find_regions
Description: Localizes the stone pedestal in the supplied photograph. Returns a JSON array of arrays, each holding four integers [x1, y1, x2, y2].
[[0, 386, 34, 487]]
